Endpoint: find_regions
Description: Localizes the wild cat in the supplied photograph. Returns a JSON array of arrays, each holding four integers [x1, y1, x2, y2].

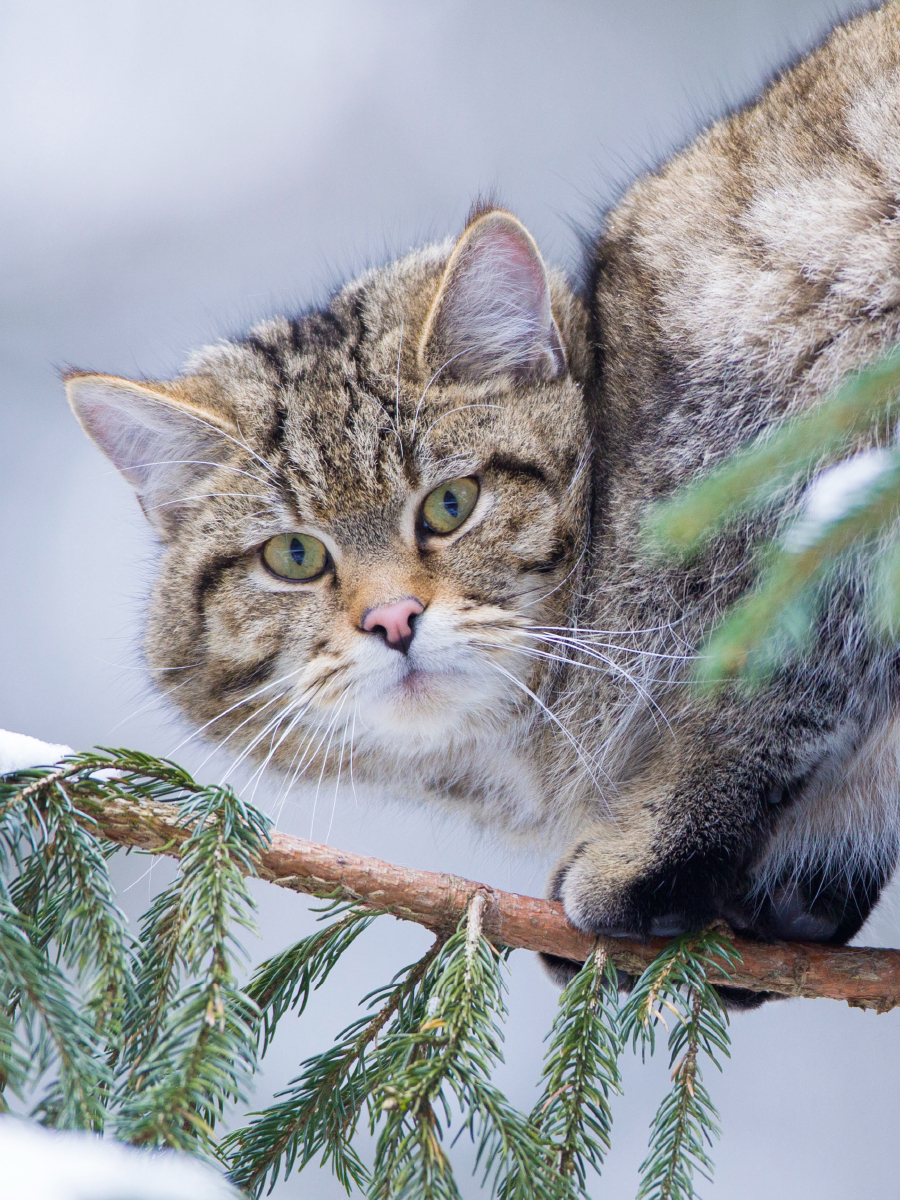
[[66, 3, 900, 1000]]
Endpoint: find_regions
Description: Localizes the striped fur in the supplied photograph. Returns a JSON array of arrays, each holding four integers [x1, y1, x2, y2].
[[66, 5, 900, 998]]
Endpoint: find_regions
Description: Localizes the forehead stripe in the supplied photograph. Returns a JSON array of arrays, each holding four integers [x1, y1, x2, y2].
[[482, 454, 548, 484]]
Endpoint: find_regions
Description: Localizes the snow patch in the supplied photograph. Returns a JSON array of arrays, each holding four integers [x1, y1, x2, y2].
[[785, 450, 895, 552], [0, 1117, 240, 1200], [0, 730, 74, 775]]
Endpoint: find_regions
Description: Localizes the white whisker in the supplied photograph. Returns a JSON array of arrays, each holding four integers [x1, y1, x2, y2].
[[483, 658, 613, 799], [147, 491, 272, 512], [422, 403, 503, 440], [392, 320, 405, 461], [217, 696, 299, 785], [325, 718, 350, 844], [309, 695, 350, 840], [410, 350, 468, 442], [166, 665, 305, 758]]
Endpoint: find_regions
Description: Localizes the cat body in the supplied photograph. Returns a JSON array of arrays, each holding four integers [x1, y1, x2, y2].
[[67, 3, 900, 985]]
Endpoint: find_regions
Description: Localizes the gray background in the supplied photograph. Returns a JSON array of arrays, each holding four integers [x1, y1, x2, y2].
[[2, 2, 898, 1196]]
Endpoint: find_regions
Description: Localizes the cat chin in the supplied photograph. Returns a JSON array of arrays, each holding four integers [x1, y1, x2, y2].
[[350, 670, 516, 756]]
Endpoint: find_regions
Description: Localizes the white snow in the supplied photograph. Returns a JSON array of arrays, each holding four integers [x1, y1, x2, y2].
[[0, 1117, 241, 1200], [784, 449, 895, 552], [0, 729, 74, 775]]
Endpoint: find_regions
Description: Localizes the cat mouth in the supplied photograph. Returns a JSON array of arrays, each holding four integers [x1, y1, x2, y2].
[[393, 668, 438, 697]]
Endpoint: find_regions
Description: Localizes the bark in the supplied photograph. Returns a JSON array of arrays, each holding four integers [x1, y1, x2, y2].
[[82, 789, 900, 1012]]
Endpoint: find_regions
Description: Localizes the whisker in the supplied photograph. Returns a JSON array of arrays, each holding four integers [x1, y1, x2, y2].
[[517, 543, 588, 608], [325, 717, 351, 844], [309, 695, 350, 840], [393, 320, 405, 462], [410, 350, 468, 442], [106, 674, 196, 734], [260, 701, 329, 825], [272, 712, 328, 823], [233, 669, 342, 790], [490, 641, 673, 734], [522, 630, 690, 663], [422, 403, 503, 440], [216, 695, 299, 785], [147, 491, 272, 512], [119, 457, 273, 489], [348, 707, 359, 806], [245, 690, 325, 803], [193, 689, 291, 772], [166, 665, 305, 758], [483, 658, 613, 798], [268, 675, 348, 822]]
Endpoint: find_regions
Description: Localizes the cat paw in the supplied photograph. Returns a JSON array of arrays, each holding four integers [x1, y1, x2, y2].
[[548, 838, 656, 939], [548, 838, 693, 940]]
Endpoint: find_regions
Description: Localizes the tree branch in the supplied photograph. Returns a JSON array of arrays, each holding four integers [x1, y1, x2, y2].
[[82, 789, 900, 1012]]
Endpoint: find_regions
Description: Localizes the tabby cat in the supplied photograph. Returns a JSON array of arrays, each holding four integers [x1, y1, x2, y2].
[[66, 3, 900, 998]]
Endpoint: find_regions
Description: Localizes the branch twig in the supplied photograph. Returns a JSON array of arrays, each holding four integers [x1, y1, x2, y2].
[[81, 789, 900, 1012]]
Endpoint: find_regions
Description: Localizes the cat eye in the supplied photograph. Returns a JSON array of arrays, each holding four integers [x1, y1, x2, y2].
[[262, 533, 329, 581], [421, 477, 480, 535]]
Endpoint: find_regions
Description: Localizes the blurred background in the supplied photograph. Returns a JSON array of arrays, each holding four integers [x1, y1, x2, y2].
[[2, 2, 897, 1196]]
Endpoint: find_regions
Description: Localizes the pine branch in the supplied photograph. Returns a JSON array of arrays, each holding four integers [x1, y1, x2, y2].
[[510, 946, 622, 1197], [7, 753, 900, 1009], [225, 928, 445, 1196], [621, 930, 740, 1200]]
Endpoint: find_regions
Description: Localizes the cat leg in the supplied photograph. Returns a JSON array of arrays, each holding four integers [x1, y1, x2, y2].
[[540, 759, 772, 1000], [547, 746, 782, 942]]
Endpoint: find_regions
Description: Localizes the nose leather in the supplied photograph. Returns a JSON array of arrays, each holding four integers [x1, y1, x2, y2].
[[361, 597, 425, 654]]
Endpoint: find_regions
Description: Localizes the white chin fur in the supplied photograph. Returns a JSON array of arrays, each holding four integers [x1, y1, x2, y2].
[[352, 665, 515, 754]]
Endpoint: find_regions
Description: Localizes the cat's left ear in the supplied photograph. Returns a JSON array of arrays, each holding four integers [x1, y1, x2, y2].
[[418, 209, 566, 383], [64, 372, 238, 536]]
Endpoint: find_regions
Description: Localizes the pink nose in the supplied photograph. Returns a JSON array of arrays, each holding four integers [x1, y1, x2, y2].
[[361, 597, 424, 653]]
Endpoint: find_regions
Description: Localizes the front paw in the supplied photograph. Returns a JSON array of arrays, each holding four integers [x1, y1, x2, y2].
[[548, 839, 691, 940]]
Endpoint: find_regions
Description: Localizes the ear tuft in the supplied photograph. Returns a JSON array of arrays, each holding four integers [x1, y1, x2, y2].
[[65, 373, 237, 535], [418, 210, 566, 383]]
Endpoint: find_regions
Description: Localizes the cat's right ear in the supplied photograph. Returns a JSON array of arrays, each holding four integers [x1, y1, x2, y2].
[[418, 209, 566, 383], [64, 372, 237, 536]]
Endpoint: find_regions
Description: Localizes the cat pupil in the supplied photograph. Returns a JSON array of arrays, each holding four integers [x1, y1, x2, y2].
[[443, 490, 459, 518], [290, 537, 305, 565]]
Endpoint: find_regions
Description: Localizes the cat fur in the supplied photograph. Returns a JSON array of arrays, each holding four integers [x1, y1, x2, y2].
[[66, 2, 900, 998]]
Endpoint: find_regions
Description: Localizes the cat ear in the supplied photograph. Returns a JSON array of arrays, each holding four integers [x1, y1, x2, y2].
[[418, 209, 566, 383], [64, 372, 238, 534]]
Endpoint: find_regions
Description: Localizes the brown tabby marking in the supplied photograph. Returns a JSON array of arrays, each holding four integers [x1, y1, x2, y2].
[[67, 7, 900, 998]]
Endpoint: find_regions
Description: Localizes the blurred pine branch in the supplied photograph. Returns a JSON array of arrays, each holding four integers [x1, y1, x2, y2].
[[647, 347, 900, 686]]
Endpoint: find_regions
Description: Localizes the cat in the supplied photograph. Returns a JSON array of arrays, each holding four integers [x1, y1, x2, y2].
[[66, 2, 900, 1002]]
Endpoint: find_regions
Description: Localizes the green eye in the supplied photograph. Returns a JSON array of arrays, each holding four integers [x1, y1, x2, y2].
[[421, 477, 480, 535], [262, 533, 329, 580]]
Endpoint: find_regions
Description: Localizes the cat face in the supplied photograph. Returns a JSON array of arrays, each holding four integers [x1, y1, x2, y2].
[[66, 210, 591, 777]]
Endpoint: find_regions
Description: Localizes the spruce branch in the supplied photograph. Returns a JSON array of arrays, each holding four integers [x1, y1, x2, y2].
[[114, 783, 269, 1154], [695, 454, 900, 685], [5, 752, 900, 1018], [498, 946, 621, 1199], [368, 892, 561, 1200], [647, 347, 900, 554], [246, 900, 380, 1055], [621, 930, 741, 1200], [646, 344, 900, 686], [0, 897, 109, 1129], [36, 764, 900, 1009], [225, 931, 446, 1196]]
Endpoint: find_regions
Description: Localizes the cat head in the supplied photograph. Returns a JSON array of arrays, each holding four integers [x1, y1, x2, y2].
[[65, 208, 591, 776]]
